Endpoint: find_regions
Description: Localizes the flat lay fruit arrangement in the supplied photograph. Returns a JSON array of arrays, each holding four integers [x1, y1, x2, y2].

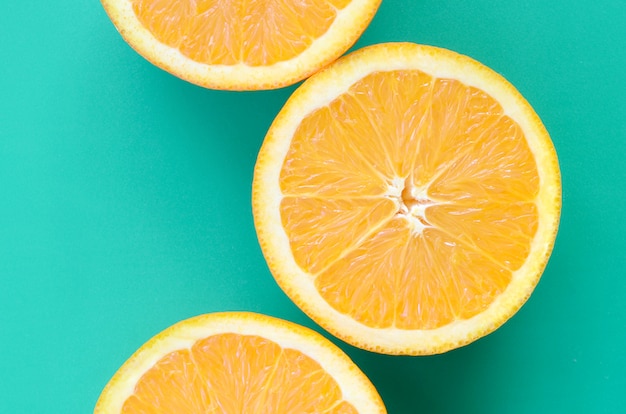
[[98, 0, 561, 412]]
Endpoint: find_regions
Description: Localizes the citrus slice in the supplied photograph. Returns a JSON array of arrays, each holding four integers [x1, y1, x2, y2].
[[100, 0, 381, 90], [252, 42, 561, 355], [95, 312, 386, 413]]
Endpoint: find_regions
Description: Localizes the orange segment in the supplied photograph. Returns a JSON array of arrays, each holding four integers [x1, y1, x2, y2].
[[281, 197, 396, 274], [121, 350, 209, 413], [411, 81, 505, 188], [333, 71, 435, 179], [101, 0, 381, 89], [280, 104, 391, 197], [253, 43, 561, 355], [427, 115, 540, 203], [394, 227, 512, 329], [315, 217, 412, 328], [95, 312, 386, 413], [425, 202, 539, 271]]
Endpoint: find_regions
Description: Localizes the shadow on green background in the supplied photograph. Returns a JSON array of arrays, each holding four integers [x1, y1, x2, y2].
[[1, 0, 625, 413]]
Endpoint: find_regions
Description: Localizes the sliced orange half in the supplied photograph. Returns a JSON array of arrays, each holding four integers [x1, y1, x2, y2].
[[94, 312, 386, 413], [252, 42, 561, 355], [100, 0, 381, 90]]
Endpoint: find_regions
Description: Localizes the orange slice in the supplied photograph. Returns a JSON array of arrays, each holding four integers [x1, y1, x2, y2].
[[252, 42, 561, 355], [94, 312, 386, 413], [100, 0, 381, 90]]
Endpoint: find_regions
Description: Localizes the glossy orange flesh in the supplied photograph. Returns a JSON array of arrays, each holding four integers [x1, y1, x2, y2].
[[131, 0, 351, 66], [121, 333, 357, 413], [279, 70, 540, 330]]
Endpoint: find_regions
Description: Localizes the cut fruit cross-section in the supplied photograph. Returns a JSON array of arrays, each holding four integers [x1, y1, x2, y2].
[[252, 42, 561, 355], [95, 312, 386, 413], [100, 0, 381, 90]]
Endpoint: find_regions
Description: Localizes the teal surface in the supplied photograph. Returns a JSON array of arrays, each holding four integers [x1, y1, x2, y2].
[[1, 1, 625, 412]]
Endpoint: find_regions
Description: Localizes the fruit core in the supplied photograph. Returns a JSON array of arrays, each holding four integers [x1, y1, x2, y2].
[[394, 177, 437, 235]]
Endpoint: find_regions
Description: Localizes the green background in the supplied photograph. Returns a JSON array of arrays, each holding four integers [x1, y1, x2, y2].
[[2, 0, 625, 412]]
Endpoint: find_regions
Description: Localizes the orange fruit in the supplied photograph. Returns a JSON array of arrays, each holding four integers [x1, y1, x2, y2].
[[95, 312, 386, 413], [252, 42, 561, 355], [100, 0, 381, 90]]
